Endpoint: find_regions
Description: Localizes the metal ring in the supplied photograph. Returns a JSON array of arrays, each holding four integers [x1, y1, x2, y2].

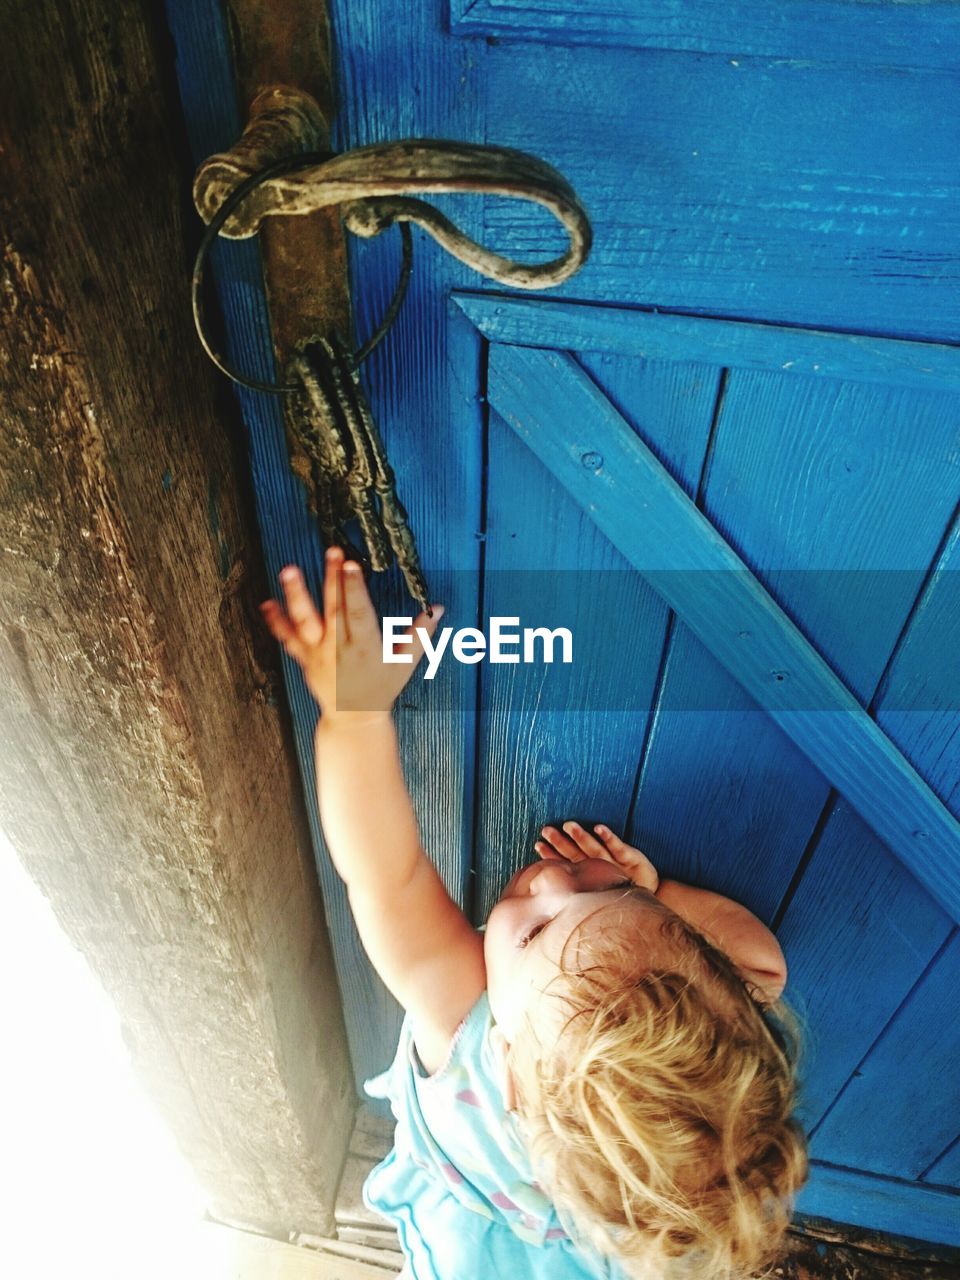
[[191, 150, 414, 395]]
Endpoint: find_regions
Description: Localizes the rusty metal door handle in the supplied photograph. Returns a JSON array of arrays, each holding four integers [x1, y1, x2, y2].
[[191, 85, 592, 610], [194, 86, 591, 291]]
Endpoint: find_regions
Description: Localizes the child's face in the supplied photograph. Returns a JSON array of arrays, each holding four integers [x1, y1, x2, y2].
[[484, 859, 665, 1045]]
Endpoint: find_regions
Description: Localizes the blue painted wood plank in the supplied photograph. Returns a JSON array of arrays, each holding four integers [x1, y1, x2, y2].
[[926, 1139, 960, 1190], [329, 0, 489, 1086], [473, 350, 719, 921], [632, 365, 960, 918], [470, 42, 960, 340], [798, 1163, 960, 1248], [452, 0, 960, 71], [630, 631, 834, 915], [485, 343, 960, 923], [778, 522, 960, 1131], [455, 295, 960, 395], [781, 804, 953, 1131], [813, 931, 960, 1179]]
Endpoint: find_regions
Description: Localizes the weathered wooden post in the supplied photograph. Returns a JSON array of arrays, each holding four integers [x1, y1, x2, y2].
[[0, 0, 355, 1235]]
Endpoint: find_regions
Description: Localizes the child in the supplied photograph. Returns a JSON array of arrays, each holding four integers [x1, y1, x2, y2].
[[260, 548, 807, 1280]]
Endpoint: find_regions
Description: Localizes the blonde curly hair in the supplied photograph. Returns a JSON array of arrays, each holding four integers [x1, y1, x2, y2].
[[506, 895, 808, 1280]]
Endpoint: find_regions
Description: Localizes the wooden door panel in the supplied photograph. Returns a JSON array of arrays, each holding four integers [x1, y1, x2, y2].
[[632, 628, 832, 918], [469, 37, 960, 337], [474, 350, 719, 918], [484, 336, 960, 918], [174, 0, 960, 1238], [476, 318, 960, 1241], [474, 309, 960, 1111], [634, 368, 960, 919], [778, 524, 960, 1142], [779, 803, 952, 1128], [478, 322, 960, 1239], [475, 429, 666, 920], [813, 931, 960, 1180]]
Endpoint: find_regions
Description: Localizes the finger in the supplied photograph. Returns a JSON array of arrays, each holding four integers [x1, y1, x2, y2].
[[323, 546, 344, 627], [561, 820, 609, 859], [259, 600, 307, 663], [534, 841, 563, 861], [402, 604, 445, 665], [593, 824, 631, 859], [539, 825, 587, 862], [279, 566, 324, 646], [259, 598, 295, 644], [593, 825, 660, 891], [340, 561, 379, 645]]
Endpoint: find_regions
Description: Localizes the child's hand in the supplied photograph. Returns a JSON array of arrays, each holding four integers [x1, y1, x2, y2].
[[258, 547, 444, 721], [535, 821, 660, 893]]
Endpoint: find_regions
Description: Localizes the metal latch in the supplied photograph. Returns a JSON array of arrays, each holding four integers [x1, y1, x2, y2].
[[192, 85, 592, 609]]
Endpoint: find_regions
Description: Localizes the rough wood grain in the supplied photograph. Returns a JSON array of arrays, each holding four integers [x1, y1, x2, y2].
[[0, 0, 353, 1235]]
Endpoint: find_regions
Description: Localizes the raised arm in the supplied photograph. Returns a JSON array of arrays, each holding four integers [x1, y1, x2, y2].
[[260, 550, 485, 1069], [653, 878, 787, 1002]]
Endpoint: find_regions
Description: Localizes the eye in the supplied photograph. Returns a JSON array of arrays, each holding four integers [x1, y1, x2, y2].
[[518, 919, 550, 949], [516, 880, 636, 951], [596, 874, 636, 894]]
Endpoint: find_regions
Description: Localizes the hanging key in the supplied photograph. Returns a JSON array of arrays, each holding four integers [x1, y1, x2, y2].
[[286, 331, 430, 613]]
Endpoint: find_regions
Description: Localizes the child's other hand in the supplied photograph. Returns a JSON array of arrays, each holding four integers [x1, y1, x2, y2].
[[258, 547, 444, 721], [535, 821, 660, 893]]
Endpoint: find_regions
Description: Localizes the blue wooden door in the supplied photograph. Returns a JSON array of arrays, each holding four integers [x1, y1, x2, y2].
[[169, 0, 960, 1249]]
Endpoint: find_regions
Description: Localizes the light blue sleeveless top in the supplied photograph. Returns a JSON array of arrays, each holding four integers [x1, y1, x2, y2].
[[363, 992, 619, 1280]]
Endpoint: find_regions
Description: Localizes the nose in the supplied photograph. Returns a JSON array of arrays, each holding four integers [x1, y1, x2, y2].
[[529, 862, 576, 897]]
